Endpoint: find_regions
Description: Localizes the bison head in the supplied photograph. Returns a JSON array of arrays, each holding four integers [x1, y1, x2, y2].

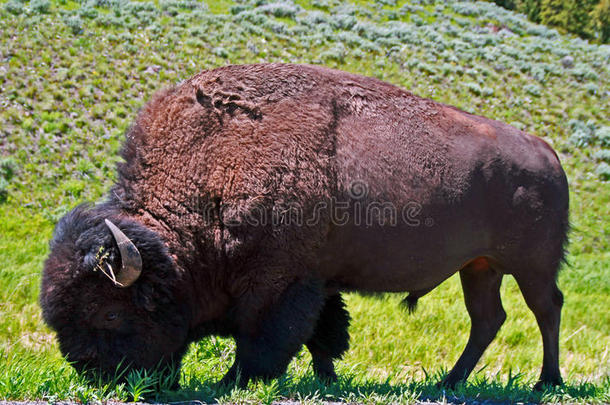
[[40, 204, 191, 380]]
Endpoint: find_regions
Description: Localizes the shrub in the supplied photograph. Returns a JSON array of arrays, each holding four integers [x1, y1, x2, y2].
[[134, 10, 158, 25], [596, 162, 610, 180], [160, 0, 203, 11], [571, 64, 599, 81], [596, 126, 610, 146], [375, 36, 401, 48], [79, 3, 99, 19], [118, 32, 134, 43], [411, 15, 424, 27], [531, 65, 547, 82], [89, 0, 120, 7], [30, 0, 51, 13], [585, 82, 599, 95], [331, 4, 358, 16], [319, 42, 346, 62], [336, 31, 364, 47], [0, 177, 9, 203], [0, 158, 16, 183], [230, 5, 249, 15], [311, 0, 331, 10], [594, 149, 610, 162], [482, 87, 494, 96], [213, 47, 229, 58], [464, 82, 483, 95], [0, 158, 17, 204], [4, 0, 24, 15], [569, 129, 594, 147], [298, 10, 329, 26], [441, 22, 459, 37], [66, 16, 84, 35], [258, 2, 300, 19], [233, 10, 269, 26], [95, 13, 125, 27], [418, 63, 437, 76], [384, 9, 399, 20], [125, 1, 157, 13], [262, 19, 287, 34], [568, 118, 597, 135], [359, 39, 382, 53], [400, 4, 425, 14], [148, 23, 162, 34], [330, 13, 357, 30], [499, 44, 522, 59], [185, 37, 205, 48], [451, 2, 481, 16], [524, 83, 542, 96], [440, 63, 454, 76]]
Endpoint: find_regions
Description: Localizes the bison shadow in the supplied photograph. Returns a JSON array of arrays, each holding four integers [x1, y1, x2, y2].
[[163, 369, 601, 404]]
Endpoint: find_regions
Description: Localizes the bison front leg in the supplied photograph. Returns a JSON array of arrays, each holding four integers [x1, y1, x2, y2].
[[219, 279, 325, 388], [306, 294, 350, 383]]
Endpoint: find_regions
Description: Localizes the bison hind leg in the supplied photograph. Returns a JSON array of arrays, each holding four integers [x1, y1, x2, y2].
[[441, 258, 506, 388], [513, 271, 563, 390]]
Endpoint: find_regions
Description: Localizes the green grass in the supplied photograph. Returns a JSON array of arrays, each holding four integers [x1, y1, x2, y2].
[[0, 0, 609, 402]]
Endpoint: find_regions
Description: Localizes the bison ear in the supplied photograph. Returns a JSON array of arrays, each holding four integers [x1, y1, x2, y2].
[[136, 283, 157, 312], [83, 249, 100, 271], [83, 242, 118, 275]]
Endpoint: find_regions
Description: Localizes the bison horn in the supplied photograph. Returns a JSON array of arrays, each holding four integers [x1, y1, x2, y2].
[[104, 219, 142, 287]]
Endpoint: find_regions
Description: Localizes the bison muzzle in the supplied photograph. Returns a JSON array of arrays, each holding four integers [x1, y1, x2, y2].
[[40, 63, 569, 390]]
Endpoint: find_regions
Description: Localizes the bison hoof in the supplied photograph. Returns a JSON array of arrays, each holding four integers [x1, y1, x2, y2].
[[218, 365, 249, 389], [315, 369, 338, 385], [436, 377, 460, 390], [533, 378, 563, 392], [312, 358, 338, 384]]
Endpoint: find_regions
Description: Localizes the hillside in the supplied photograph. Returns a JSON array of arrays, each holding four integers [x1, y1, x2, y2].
[[0, 0, 608, 402]]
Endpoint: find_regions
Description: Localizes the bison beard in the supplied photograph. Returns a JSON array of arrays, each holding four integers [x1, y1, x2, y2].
[[40, 63, 569, 390]]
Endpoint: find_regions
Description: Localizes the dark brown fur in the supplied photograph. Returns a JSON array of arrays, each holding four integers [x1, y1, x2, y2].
[[41, 63, 569, 389]]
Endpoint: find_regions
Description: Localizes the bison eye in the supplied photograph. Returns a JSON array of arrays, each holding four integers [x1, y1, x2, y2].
[[105, 311, 119, 322], [93, 306, 123, 329]]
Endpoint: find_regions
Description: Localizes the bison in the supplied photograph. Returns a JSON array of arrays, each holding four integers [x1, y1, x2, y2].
[[40, 63, 569, 390]]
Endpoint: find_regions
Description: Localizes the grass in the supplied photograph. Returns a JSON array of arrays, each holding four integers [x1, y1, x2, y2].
[[0, 0, 609, 402]]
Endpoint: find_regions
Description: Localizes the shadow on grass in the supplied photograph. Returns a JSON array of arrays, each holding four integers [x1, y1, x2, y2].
[[158, 370, 608, 404], [2, 351, 605, 403]]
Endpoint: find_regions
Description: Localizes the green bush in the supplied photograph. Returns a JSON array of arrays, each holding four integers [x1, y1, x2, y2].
[[524, 83, 542, 96], [596, 162, 610, 180], [596, 126, 610, 146], [0, 158, 17, 203], [488, 0, 610, 43], [65, 15, 83, 35], [593, 149, 610, 162], [30, 0, 51, 14], [593, 0, 610, 43], [4, 0, 24, 14], [569, 129, 593, 147], [0, 158, 16, 182]]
